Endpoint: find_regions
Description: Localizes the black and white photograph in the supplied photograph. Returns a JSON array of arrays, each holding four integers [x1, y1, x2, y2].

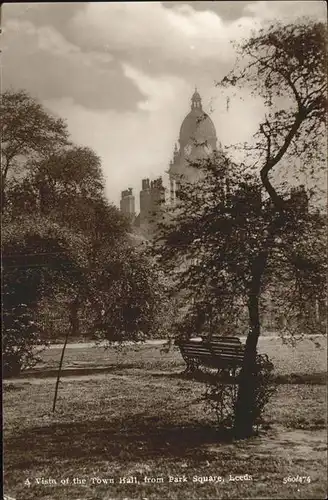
[[2, 2, 327, 499]]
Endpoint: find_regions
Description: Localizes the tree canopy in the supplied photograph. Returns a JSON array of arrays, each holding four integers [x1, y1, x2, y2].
[[1, 90, 70, 202], [218, 20, 327, 210], [155, 18, 327, 438], [2, 90, 161, 377]]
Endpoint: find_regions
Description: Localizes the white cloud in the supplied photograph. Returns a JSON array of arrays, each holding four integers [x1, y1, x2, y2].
[[245, 0, 326, 21], [210, 87, 266, 151], [43, 69, 193, 209], [69, 2, 258, 65], [2, 19, 135, 110], [4, 20, 113, 70], [122, 63, 186, 111]]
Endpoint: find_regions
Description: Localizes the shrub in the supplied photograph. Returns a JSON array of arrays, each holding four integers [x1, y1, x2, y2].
[[3, 304, 47, 377], [203, 354, 277, 433]]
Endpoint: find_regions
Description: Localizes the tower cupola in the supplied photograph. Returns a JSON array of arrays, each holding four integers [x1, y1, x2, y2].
[[191, 87, 202, 110]]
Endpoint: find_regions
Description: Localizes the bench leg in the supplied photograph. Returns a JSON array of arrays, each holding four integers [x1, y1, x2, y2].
[[183, 363, 192, 374], [182, 359, 200, 375], [216, 367, 236, 380]]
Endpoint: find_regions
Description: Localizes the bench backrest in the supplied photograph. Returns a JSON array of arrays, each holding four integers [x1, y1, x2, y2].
[[209, 340, 245, 363], [178, 336, 245, 364], [179, 343, 212, 358], [210, 336, 241, 344]]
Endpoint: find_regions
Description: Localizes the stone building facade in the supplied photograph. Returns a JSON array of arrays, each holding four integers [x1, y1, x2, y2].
[[120, 89, 219, 232]]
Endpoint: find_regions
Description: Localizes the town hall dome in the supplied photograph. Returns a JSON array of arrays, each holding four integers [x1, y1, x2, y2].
[[179, 89, 217, 149]]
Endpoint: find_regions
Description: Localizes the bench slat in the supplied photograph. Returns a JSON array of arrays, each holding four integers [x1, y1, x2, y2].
[[182, 350, 244, 359], [183, 352, 244, 361], [182, 345, 244, 353], [177, 335, 247, 372], [210, 350, 244, 356], [184, 354, 241, 361], [181, 347, 212, 353], [207, 344, 242, 348], [208, 344, 243, 349], [181, 341, 243, 347], [182, 351, 212, 357], [182, 352, 213, 358], [209, 354, 244, 361], [210, 346, 242, 351], [210, 337, 242, 343]]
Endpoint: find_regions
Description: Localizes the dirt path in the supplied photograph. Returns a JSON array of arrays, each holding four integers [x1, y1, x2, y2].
[[47, 334, 325, 349]]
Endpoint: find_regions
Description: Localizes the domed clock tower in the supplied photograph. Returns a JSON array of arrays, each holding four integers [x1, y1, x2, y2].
[[168, 88, 218, 203]]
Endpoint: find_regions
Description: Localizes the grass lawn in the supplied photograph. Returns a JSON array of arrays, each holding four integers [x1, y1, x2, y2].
[[4, 337, 327, 500]]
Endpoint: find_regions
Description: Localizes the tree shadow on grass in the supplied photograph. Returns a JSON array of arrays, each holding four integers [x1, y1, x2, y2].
[[150, 370, 240, 385], [150, 370, 327, 385], [11, 364, 136, 379], [6, 414, 233, 470]]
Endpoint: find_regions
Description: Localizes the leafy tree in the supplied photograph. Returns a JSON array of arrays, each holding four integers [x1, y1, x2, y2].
[[1, 89, 70, 208], [155, 19, 327, 439], [3, 133, 132, 343], [220, 20, 326, 205], [2, 216, 89, 376], [218, 19, 327, 438], [2, 90, 160, 400], [30, 146, 104, 213], [156, 154, 325, 436], [91, 242, 163, 344], [5, 143, 130, 243], [2, 209, 156, 376]]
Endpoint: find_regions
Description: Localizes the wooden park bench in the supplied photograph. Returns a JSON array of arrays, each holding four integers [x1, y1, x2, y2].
[[175, 336, 246, 377]]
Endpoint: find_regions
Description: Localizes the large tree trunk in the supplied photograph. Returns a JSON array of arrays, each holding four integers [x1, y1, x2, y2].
[[233, 287, 261, 439]]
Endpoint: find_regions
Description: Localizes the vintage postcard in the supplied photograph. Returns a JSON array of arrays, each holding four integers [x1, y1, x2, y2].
[[2, 2, 327, 499]]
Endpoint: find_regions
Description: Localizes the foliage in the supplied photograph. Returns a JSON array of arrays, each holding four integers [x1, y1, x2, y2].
[[230, 19, 326, 437], [219, 20, 327, 208], [155, 19, 327, 438], [155, 155, 326, 340], [2, 216, 90, 376], [1, 89, 70, 204], [4, 137, 130, 253], [2, 304, 46, 377], [203, 354, 277, 431], [92, 243, 164, 344], [2, 209, 159, 365], [2, 90, 158, 375]]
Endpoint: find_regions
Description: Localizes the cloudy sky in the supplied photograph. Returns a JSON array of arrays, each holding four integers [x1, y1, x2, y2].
[[2, 1, 326, 209]]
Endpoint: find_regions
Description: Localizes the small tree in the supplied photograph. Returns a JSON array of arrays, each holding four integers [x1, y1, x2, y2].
[[29, 146, 105, 215], [155, 153, 325, 436], [155, 19, 327, 439], [218, 19, 327, 438]]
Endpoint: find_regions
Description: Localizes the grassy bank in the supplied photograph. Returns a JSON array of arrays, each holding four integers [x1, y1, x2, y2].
[[4, 338, 327, 500]]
